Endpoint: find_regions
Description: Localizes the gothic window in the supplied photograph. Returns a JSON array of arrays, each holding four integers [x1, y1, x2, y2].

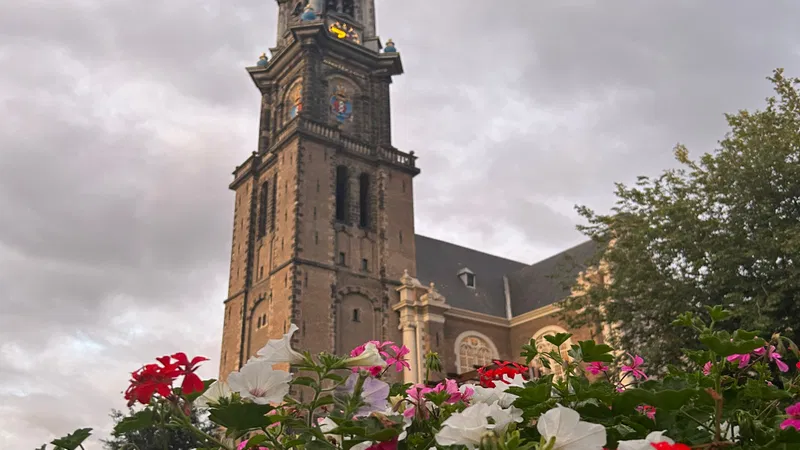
[[361, 258, 368, 272], [352, 308, 360, 322], [325, 0, 337, 13], [270, 173, 278, 231], [342, 0, 354, 17], [335, 165, 349, 222], [257, 182, 269, 237], [358, 173, 370, 227], [531, 327, 572, 380], [455, 333, 497, 374]]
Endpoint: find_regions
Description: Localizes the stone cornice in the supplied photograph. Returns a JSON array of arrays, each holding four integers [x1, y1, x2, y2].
[[509, 304, 562, 327], [445, 308, 510, 327]]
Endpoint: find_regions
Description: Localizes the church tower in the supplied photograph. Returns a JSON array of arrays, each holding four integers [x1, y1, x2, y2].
[[219, 0, 419, 379]]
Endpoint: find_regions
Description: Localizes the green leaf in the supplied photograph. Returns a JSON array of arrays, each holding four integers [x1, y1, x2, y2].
[[706, 305, 732, 323], [179, 378, 217, 402], [51, 428, 92, 450], [699, 334, 766, 357], [208, 402, 274, 434], [292, 376, 318, 387], [777, 427, 800, 443], [242, 435, 270, 449], [324, 373, 346, 383], [520, 339, 539, 365], [112, 409, 155, 434], [578, 340, 614, 363], [543, 333, 573, 348]]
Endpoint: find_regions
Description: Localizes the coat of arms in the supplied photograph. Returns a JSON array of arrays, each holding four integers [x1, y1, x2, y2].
[[288, 83, 303, 118], [329, 84, 353, 123]]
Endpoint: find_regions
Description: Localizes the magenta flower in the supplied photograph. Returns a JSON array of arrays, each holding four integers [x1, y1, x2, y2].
[[726, 353, 751, 369], [781, 402, 800, 430], [703, 361, 713, 375], [403, 384, 433, 418], [431, 379, 464, 404], [621, 354, 647, 380], [756, 346, 790, 373], [386, 345, 411, 372], [460, 384, 474, 403], [585, 361, 609, 375]]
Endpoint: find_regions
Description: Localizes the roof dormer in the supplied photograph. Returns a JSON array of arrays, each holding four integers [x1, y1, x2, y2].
[[457, 267, 476, 289]]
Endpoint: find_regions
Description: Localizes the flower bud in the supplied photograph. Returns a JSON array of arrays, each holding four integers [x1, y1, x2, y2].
[[425, 351, 443, 373], [479, 431, 499, 450]]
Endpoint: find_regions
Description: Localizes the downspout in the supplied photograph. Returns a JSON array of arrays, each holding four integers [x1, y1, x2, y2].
[[503, 275, 513, 320]]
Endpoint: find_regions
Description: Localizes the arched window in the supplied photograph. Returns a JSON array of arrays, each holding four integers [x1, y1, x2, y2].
[[358, 173, 370, 227], [341, 0, 354, 16], [531, 326, 573, 380], [455, 332, 498, 374], [352, 308, 360, 322], [257, 181, 269, 237], [335, 165, 349, 222]]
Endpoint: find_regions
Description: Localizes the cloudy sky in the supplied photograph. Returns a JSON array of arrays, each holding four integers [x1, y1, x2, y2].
[[2, 0, 799, 447]]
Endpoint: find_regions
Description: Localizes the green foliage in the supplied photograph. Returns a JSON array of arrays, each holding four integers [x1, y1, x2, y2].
[[101, 407, 217, 450], [562, 68, 800, 370], [51, 428, 92, 450]]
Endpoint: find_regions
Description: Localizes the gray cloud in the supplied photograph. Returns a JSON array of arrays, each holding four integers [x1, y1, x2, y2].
[[2, 0, 800, 447]]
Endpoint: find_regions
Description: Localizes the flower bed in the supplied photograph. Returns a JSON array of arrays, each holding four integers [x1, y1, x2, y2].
[[45, 307, 800, 449]]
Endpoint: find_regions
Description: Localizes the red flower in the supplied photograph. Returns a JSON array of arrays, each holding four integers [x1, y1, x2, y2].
[[172, 352, 209, 395], [651, 443, 690, 450], [477, 360, 528, 388], [124, 356, 181, 406]]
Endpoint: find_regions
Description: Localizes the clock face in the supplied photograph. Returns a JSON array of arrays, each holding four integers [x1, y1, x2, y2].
[[328, 21, 360, 44]]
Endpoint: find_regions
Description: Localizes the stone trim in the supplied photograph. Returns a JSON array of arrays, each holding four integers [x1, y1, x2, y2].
[[509, 304, 562, 327], [445, 307, 510, 327]]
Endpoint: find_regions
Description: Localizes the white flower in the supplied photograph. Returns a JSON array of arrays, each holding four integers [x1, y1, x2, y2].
[[194, 380, 232, 408], [435, 402, 523, 449], [470, 382, 519, 408], [342, 343, 387, 368], [617, 431, 674, 450], [227, 359, 292, 405], [537, 405, 606, 449], [255, 323, 305, 365]]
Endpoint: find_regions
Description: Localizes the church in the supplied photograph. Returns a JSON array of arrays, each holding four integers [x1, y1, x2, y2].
[[219, 0, 605, 384]]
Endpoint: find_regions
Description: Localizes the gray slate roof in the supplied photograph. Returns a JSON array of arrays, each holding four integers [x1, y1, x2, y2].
[[413, 235, 599, 318], [414, 235, 527, 317]]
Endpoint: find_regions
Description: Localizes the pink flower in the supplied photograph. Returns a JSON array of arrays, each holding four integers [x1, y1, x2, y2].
[[621, 354, 648, 380], [366, 438, 398, 450], [781, 402, 800, 430], [238, 441, 268, 450], [386, 345, 411, 373], [350, 344, 367, 358], [461, 385, 474, 403], [636, 404, 657, 420], [403, 384, 433, 418], [756, 346, 789, 372], [585, 361, 609, 375], [431, 379, 463, 404], [703, 361, 713, 375], [727, 353, 751, 369]]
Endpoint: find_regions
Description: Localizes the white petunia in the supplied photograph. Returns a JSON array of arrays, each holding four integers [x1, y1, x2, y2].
[[226, 359, 292, 405], [470, 382, 519, 408], [617, 430, 674, 450], [537, 405, 606, 450], [255, 323, 305, 365], [194, 380, 232, 408], [342, 343, 387, 368], [435, 402, 523, 449]]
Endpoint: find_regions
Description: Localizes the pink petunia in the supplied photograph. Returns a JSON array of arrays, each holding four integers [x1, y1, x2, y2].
[[621, 353, 648, 380], [386, 345, 411, 373], [726, 353, 751, 369], [585, 361, 609, 375], [781, 402, 800, 430]]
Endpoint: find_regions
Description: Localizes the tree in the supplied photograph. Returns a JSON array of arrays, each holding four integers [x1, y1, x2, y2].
[[102, 407, 218, 450], [561, 68, 800, 370]]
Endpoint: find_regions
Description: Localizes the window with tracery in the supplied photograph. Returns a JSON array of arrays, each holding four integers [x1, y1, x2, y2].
[[532, 329, 572, 379], [457, 335, 494, 374]]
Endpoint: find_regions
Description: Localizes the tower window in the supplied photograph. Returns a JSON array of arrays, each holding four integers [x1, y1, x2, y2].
[[314, 231, 319, 245], [352, 308, 361, 322], [338, 252, 346, 265], [361, 258, 368, 272], [270, 174, 278, 231], [335, 165, 349, 222], [359, 173, 370, 228], [257, 182, 269, 237]]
